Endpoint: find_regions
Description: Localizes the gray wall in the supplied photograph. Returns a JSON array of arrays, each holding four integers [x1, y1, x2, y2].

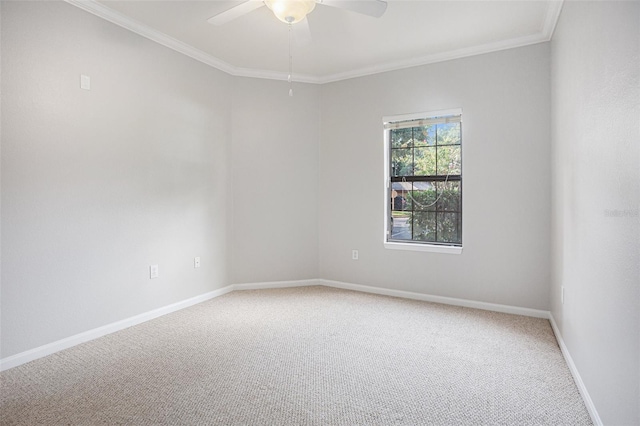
[[319, 44, 551, 310], [230, 78, 320, 284], [550, 2, 640, 425], [1, 1, 232, 358]]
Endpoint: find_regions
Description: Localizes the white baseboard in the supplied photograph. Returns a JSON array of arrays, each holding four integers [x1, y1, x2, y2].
[[0, 278, 550, 372], [232, 279, 321, 291], [320, 279, 550, 319], [548, 314, 602, 426], [2, 278, 599, 425], [0, 285, 234, 372]]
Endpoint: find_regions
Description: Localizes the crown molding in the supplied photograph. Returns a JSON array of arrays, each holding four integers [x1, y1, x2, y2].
[[65, 0, 563, 86], [65, 0, 237, 75], [542, 0, 565, 41], [316, 1, 564, 84], [65, 0, 323, 84], [233, 66, 321, 84], [317, 32, 550, 84]]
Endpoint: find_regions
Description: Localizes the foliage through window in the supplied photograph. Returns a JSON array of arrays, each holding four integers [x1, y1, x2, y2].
[[385, 111, 462, 246]]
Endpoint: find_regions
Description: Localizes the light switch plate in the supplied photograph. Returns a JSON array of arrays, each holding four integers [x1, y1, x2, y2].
[[80, 74, 91, 90]]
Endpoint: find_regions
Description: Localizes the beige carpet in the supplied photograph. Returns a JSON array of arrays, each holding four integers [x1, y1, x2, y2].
[[1, 286, 592, 425]]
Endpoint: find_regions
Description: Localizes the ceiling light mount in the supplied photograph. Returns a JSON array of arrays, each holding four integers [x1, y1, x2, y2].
[[264, 0, 316, 24]]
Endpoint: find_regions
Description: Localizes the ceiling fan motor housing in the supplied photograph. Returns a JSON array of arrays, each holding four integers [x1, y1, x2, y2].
[[264, 0, 317, 24]]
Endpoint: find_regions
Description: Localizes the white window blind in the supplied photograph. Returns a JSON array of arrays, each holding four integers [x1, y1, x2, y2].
[[384, 114, 461, 130]]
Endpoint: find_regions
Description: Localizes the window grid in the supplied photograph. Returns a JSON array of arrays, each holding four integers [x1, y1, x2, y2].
[[388, 120, 462, 246]]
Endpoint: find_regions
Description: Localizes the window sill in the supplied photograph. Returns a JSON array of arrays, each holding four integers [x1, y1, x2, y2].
[[384, 242, 463, 254]]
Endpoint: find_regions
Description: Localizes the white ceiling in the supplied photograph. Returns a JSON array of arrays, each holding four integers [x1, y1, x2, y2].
[[70, 0, 563, 83]]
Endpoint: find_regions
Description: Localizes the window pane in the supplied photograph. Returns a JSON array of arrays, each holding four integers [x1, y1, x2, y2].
[[437, 212, 461, 244], [391, 148, 413, 176], [391, 183, 410, 211], [386, 112, 462, 247], [403, 188, 413, 211], [414, 147, 436, 176], [390, 211, 412, 240], [413, 212, 436, 242], [412, 126, 434, 147], [436, 123, 461, 145], [436, 145, 461, 176], [436, 181, 461, 212], [425, 125, 436, 146], [411, 182, 436, 211], [391, 128, 413, 148]]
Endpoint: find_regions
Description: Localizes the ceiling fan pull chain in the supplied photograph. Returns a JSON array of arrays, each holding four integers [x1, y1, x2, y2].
[[288, 23, 293, 97]]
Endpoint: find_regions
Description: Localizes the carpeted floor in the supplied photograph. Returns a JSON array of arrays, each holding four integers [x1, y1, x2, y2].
[[0, 286, 592, 425]]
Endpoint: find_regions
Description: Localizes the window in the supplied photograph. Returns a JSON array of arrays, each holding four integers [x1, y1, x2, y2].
[[384, 109, 462, 252]]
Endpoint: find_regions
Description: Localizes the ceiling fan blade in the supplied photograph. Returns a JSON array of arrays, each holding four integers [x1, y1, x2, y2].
[[207, 0, 265, 26], [317, 0, 387, 18], [293, 17, 312, 47]]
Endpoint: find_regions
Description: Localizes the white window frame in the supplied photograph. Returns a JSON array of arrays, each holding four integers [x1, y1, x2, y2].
[[383, 108, 463, 254]]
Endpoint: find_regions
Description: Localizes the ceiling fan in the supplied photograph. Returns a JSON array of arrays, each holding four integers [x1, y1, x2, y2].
[[207, 0, 387, 96], [207, 0, 388, 27]]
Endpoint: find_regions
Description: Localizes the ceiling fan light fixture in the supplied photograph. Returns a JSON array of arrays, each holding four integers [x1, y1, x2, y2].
[[264, 0, 316, 24]]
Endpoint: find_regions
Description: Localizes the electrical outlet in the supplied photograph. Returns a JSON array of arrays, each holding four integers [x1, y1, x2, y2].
[[150, 264, 159, 279], [194, 257, 201, 268], [352, 250, 359, 260]]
